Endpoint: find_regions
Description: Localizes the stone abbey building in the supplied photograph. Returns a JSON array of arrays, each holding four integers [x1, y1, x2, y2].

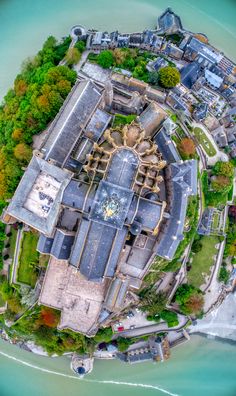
[[3, 74, 197, 336]]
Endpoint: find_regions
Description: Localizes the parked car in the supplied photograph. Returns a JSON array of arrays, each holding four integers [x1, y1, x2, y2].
[[117, 326, 124, 332]]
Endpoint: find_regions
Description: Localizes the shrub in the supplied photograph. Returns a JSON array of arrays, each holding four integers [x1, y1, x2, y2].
[[218, 267, 230, 284], [97, 50, 115, 69], [160, 310, 179, 328]]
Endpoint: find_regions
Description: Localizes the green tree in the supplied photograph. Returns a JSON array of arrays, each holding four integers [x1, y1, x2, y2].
[[139, 289, 168, 316], [75, 40, 86, 53], [159, 66, 180, 88], [175, 284, 204, 315], [148, 71, 159, 86], [212, 161, 234, 179], [211, 175, 231, 193], [160, 310, 179, 327], [94, 327, 113, 343], [97, 50, 114, 69], [116, 337, 133, 352]]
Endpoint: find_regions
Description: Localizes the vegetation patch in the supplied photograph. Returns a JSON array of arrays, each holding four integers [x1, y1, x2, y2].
[[193, 127, 216, 157], [0, 35, 77, 210], [17, 232, 39, 287], [175, 284, 204, 316], [113, 114, 137, 128], [187, 235, 219, 288]]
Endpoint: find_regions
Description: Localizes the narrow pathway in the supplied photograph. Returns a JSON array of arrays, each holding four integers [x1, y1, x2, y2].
[[11, 229, 23, 285]]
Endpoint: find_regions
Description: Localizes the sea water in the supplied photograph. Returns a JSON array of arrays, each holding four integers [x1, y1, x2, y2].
[[0, 0, 236, 98], [0, 1, 236, 395], [0, 335, 236, 396]]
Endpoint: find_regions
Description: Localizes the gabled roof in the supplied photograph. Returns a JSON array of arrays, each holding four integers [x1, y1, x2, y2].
[[138, 102, 166, 137], [181, 62, 200, 89], [154, 128, 181, 163], [50, 229, 75, 260], [156, 160, 198, 260], [42, 80, 102, 166]]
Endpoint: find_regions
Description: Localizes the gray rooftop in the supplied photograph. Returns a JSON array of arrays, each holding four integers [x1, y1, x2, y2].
[[84, 108, 112, 142], [181, 62, 200, 89], [37, 234, 54, 254], [158, 8, 183, 33], [89, 180, 134, 229], [6, 155, 71, 236], [62, 180, 96, 211], [156, 160, 198, 260], [198, 208, 214, 235], [154, 128, 181, 163], [42, 80, 102, 166], [70, 219, 127, 282], [50, 229, 75, 260], [138, 102, 166, 138], [106, 149, 139, 188]]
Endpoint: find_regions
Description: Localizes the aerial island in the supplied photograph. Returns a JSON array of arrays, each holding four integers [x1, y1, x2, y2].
[[0, 8, 236, 375]]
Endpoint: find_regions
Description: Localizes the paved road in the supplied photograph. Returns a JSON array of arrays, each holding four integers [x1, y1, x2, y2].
[[112, 314, 188, 339], [203, 206, 228, 312]]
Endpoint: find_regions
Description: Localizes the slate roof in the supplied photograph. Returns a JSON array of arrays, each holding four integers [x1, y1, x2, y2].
[[158, 8, 183, 33], [42, 80, 102, 166], [104, 277, 130, 311], [134, 198, 163, 232], [156, 160, 198, 260], [198, 208, 214, 235], [50, 230, 75, 260], [84, 108, 111, 142], [193, 103, 208, 121], [138, 102, 166, 137], [89, 180, 134, 229], [70, 220, 127, 281], [106, 149, 139, 188], [37, 234, 54, 254], [62, 180, 95, 211], [181, 62, 200, 89], [154, 128, 181, 163]]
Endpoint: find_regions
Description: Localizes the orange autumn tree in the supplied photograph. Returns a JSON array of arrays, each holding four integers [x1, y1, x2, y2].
[[178, 137, 196, 159], [40, 307, 60, 328]]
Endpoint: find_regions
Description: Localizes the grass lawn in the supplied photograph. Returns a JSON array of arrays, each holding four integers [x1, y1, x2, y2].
[[188, 236, 219, 288], [9, 228, 17, 258], [193, 127, 217, 157], [113, 114, 136, 127], [17, 232, 39, 287], [212, 212, 220, 230]]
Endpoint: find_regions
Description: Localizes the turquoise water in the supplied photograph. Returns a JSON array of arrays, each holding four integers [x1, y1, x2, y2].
[[0, 0, 236, 98], [0, 1, 236, 395], [0, 336, 236, 396]]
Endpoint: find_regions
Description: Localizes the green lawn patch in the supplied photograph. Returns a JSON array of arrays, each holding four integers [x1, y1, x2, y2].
[[188, 236, 219, 288], [17, 232, 39, 287], [113, 114, 136, 127], [193, 127, 216, 157], [0, 293, 5, 307]]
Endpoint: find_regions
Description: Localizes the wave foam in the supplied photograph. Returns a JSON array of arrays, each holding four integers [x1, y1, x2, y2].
[[0, 349, 180, 396]]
